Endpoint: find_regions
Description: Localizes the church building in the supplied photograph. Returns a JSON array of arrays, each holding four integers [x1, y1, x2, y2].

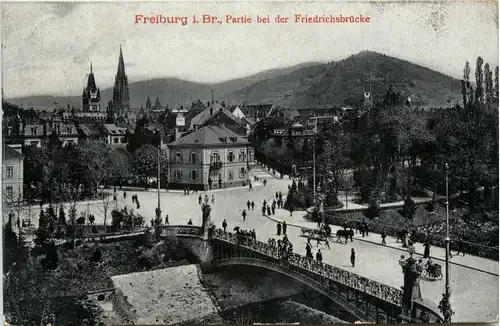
[[112, 46, 130, 118], [82, 62, 101, 112]]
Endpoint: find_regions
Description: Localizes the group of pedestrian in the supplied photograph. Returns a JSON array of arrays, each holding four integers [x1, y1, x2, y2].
[[198, 194, 214, 205], [246, 200, 256, 211], [276, 221, 287, 235], [275, 191, 284, 208], [356, 219, 369, 237], [274, 234, 293, 260], [305, 242, 324, 263], [183, 185, 198, 195], [131, 194, 140, 209], [236, 228, 256, 240]]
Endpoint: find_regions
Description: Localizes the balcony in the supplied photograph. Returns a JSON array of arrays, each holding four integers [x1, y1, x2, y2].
[[210, 161, 222, 169]]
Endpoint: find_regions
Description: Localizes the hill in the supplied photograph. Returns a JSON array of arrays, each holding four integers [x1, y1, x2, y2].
[[226, 51, 463, 108], [5, 62, 321, 111]]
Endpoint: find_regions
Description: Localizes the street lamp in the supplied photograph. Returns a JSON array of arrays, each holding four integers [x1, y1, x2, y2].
[[440, 162, 453, 322], [312, 136, 316, 203], [156, 130, 162, 220]]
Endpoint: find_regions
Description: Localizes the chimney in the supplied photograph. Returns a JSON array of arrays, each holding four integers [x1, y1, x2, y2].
[[210, 107, 213, 116]]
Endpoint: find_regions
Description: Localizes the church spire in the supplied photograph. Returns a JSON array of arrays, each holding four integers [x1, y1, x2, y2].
[[90, 61, 93, 74], [117, 45, 125, 76]]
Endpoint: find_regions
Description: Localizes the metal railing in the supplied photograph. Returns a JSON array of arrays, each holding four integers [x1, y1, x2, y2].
[[212, 229, 403, 306]]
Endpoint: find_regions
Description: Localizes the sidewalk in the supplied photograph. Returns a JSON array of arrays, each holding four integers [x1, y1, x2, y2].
[[266, 208, 499, 276]]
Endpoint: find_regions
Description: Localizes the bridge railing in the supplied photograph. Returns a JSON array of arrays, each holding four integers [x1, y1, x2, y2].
[[213, 229, 403, 306], [159, 225, 203, 237]]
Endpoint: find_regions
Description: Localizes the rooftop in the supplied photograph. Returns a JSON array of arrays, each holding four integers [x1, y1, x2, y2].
[[169, 125, 249, 147], [3, 145, 23, 160]]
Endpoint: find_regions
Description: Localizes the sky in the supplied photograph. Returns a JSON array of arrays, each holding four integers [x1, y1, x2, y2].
[[1, 1, 498, 98]]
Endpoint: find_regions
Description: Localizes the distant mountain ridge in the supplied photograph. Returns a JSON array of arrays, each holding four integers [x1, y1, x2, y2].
[[5, 62, 322, 111], [5, 51, 462, 110]]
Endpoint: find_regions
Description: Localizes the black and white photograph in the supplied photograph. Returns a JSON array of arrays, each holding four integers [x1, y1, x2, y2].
[[1, 1, 499, 325]]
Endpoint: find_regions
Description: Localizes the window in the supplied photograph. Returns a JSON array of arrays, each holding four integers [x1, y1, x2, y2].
[[6, 166, 14, 178], [211, 151, 220, 163], [240, 167, 246, 178], [239, 150, 246, 162], [228, 171, 234, 180], [190, 170, 197, 181], [190, 152, 197, 164], [227, 151, 234, 163], [175, 170, 183, 181], [176, 152, 183, 163], [113, 138, 119, 144], [6, 186, 13, 198]]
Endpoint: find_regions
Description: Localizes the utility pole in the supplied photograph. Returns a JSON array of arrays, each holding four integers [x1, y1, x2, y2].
[[440, 162, 453, 322], [157, 131, 161, 210], [210, 89, 215, 104]]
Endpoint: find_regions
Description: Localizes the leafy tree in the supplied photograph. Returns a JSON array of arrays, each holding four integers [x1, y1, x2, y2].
[[41, 242, 59, 270], [400, 195, 417, 219], [475, 57, 484, 106], [58, 205, 67, 226], [79, 141, 113, 196]]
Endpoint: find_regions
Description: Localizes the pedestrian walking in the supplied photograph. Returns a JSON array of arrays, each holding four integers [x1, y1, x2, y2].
[[316, 249, 323, 263], [208, 178, 213, 190], [277, 223, 282, 236], [456, 238, 466, 256], [188, 219, 193, 225], [123, 191, 127, 199], [306, 243, 313, 258], [381, 230, 387, 245], [222, 219, 227, 232], [350, 248, 356, 267], [242, 209, 247, 221], [132, 194, 136, 204], [251, 201, 255, 210], [136, 200, 141, 209], [282, 221, 287, 235], [249, 182, 253, 191], [275, 191, 279, 199], [184, 186, 187, 195], [263, 200, 267, 208], [204, 194, 209, 204], [262, 206, 266, 216], [218, 179, 222, 189], [399, 255, 406, 272], [289, 206, 294, 217], [279, 191, 282, 200], [272, 199, 276, 207], [271, 205, 275, 215], [165, 214, 169, 225], [267, 205, 271, 216], [198, 195, 202, 205], [211, 194, 215, 204], [247, 200, 251, 210], [423, 241, 431, 258]]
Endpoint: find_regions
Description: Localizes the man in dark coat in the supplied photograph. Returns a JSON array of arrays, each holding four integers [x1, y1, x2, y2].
[[282, 221, 287, 235], [251, 201, 255, 210], [277, 223, 282, 236], [247, 200, 251, 210], [423, 241, 431, 258], [350, 248, 356, 267], [381, 230, 387, 245], [316, 249, 323, 263], [222, 219, 227, 232], [242, 210, 247, 221]]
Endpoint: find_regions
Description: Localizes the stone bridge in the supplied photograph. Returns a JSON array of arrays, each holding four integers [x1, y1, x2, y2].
[[154, 225, 443, 323]]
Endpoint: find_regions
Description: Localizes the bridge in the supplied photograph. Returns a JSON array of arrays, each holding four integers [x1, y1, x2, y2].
[[154, 225, 444, 323]]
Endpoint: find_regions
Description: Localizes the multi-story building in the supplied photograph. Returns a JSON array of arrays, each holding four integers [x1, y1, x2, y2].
[[103, 124, 128, 147], [2, 144, 24, 204], [168, 125, 255, 190]]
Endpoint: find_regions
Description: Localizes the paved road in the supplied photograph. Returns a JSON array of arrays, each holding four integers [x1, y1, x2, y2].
[[11, 166, 498, 323]]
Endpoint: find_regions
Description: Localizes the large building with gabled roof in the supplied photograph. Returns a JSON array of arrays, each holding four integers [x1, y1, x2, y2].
[[168, 125, 254, 190]]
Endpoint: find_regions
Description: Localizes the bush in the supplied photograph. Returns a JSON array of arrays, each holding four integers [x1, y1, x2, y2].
[[353, 170, 376, 203], [91, 226, 98, 234], [400, 196, 417, 219], [42, 242, 59, 270], [363, 198, 380, 218], [137, 248, 159, 269], [90, 248, 102, 263]]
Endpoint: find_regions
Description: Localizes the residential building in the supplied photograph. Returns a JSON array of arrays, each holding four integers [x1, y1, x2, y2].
[[168, 125, 255, 190], [2, 144, 24, 204], [231, 106, 246, 119], [103, 124, 128, 146], [190, 102, 246, 136], [240, 104, 275, 120]]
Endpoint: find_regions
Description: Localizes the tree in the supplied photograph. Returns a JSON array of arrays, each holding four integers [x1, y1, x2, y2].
[[475, 57, 484, 106], [400, 195, 417, 219], [462, 61, 474, 107], [133, 144, 167, 184], [78, 141, 113, 196], [484, 63, 493, 109], [495, 66, 499, 105], [58, 205, 67, 227], [109, 147, 132, 187]]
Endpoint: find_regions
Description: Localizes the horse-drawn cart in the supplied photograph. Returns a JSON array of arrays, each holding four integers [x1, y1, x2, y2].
[[423, 263, 443, 281]]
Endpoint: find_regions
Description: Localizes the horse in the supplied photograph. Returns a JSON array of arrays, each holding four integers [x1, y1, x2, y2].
[[396, 230, 407, 243], [336, 229, 354, 243]]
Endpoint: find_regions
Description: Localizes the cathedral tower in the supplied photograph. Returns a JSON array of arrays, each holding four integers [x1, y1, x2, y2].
[[112, 46, 130, 117], [82, 62, 101, 112]]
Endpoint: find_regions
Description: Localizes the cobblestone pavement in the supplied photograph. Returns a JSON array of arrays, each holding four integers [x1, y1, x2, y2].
[[13, 166, 499, 323]]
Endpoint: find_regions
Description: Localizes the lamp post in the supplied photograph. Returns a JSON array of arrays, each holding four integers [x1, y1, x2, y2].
[[440, 162, 453, 322], [312, 136, 316, 204], [156, 130, 162, 218]]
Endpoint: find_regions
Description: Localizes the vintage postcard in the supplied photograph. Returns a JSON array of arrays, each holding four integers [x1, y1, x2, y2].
[[1, 1, 498, 325]]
